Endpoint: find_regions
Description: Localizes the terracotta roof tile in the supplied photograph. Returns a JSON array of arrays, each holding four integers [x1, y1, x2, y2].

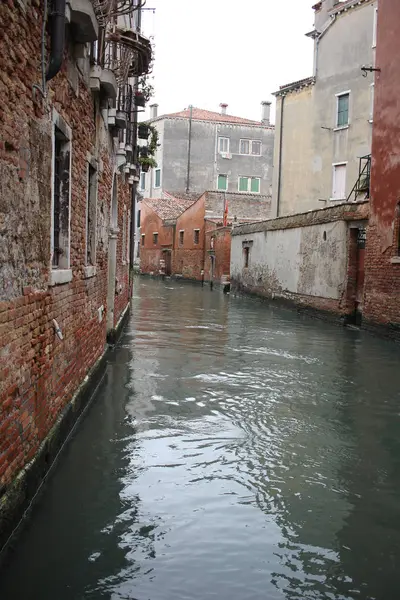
[[142, 193, 199, 221], [157, 107, 264, 126]]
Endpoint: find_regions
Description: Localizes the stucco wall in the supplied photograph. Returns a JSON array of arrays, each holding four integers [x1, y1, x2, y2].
[[141, 117, 274, 198], [231, 221, 348, 301], [273, 0, 376, 217]]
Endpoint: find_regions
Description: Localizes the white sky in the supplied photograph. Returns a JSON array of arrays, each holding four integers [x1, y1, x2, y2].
[[140, 0, 315, 123]]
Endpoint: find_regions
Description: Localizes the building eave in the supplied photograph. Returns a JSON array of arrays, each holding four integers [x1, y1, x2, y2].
[[273, 76, 315, 97]]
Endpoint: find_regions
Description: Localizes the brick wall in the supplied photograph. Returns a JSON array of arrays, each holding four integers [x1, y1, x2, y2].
[[140, 203, 174, 274], [0, 0, 131, 498], [173, 195, 205, 279], [363, 0, 400, 334], [204, 224, 231, 284]]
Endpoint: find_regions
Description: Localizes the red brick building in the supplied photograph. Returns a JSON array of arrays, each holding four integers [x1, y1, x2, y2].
[[140, 191, 270, 284], [363, 0, 400, 337], [0, 0, 151, 550]]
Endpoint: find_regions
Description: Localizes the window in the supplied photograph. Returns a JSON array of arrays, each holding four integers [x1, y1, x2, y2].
[[370, 83, 375, 122], [154, 168, 161, 188], [332, 163, 347, 200], [240, 139, 250, 154], [217, 174, 228, 191], [238, 176, 260, 193], [179, 230, 184, 246], [251, 141, 262, 156], [141, 234, 145, 246], [336, 92, 350, 127], [140, 172, 146, 190], [86, 162, 97, 266], [243, 247, 249, 268], [240, 140, 262, 155], [372, 7, 378, 48], [52, 123, 71, 269], [218, 137, 230, 153], [194, 229, 200, 244], [137, 209, 141, 228], [137, 241, 140, 257], [153, 232, 158, 245]]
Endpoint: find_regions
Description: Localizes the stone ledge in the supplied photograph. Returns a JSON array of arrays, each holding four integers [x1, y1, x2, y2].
[[83, 265, 97, 279], [50, 269, 73, 286]]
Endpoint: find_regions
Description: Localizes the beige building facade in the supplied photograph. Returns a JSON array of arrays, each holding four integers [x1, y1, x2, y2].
[[272, 0, 378, 217]]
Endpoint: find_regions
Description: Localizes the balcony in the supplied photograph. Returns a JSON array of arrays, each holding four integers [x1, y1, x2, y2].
[[66, 0, 98, 43]]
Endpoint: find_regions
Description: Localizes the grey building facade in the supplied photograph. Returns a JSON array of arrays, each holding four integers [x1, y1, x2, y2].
[[139, 103, 275, 199]]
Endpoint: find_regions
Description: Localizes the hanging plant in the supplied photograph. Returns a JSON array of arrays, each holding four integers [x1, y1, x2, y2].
[[148, 125, 160, 155], [138, 76, 155, 103], [139, 155, 157, 172], [135, 91, 146, 107]]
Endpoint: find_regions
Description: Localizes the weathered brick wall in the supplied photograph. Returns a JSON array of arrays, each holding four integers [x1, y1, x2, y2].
[[204, 224, 231, 283], [140, 203, 173, 274], [205, 191, 271, 222], [173, 195, 205, 279], [0, 0, 131, 496], [363, 0, 400, 334]]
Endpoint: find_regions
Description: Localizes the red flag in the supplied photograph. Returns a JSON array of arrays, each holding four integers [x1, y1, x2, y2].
[[223, 198, 228, 227]]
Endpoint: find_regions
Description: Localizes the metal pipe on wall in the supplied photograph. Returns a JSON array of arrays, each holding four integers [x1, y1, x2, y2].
[[276, 94, 285, 218], [46, 0, 66, 81], [186, 105, 193, 193]]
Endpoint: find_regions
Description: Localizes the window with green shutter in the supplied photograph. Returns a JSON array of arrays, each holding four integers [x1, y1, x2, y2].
[[337, 93, 349, 127], [239, 177, 248, 192], [154, 168, 161, 188], [218, 174, 228, 191], [251, 178, 260, 193]]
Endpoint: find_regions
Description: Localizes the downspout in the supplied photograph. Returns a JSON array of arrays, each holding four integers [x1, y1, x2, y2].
[[276, 94, 285, 218], [46, 0, 66, 81], [129, 1, 142, 285], [186, 105, 193, 193]]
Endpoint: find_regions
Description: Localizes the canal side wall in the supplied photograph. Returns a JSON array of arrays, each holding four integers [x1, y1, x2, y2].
[[231, 202, 369, 319], [0, 0, 132, 554]]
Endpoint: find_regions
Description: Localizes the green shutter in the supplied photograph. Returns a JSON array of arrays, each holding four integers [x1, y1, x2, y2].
[[218, 175, 227, 190], [251, 178, 260, 193], [155, 169, 161, 187], [239, 177, 248, 192], [337, 94, 349, 127]]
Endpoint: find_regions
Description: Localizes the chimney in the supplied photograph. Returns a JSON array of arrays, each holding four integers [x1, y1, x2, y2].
[[150, 103, 158, 120], [220, 103, 228, 115], [261, 101, 271, 126]]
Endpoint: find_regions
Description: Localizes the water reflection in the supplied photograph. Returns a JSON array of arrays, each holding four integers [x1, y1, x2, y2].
[[1, 279, 400, 600]]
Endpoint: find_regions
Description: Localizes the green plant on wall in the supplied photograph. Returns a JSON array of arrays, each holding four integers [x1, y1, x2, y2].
[[138, 124, 160, 170]]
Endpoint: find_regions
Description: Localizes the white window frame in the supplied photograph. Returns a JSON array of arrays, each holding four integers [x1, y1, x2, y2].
[[335, 91, 351, 130], [85, 156, 98, 276], [141, 234, 145, 246], [154, 168, 161, 188], [372, 6, 378, 48], [140, 171, 146, 190], [122, 206, 127, 265], [331, 162, 348, 201], [370, 82, 375, 123], [238, 176, 261, 194], [193, 228, 200, 245], [50, 109, 73, 286], [217, 173, 228, 191], [153, 231, 159, 245], [179, 229, 185, 246], [239, 139, 262, 156], [218, 137, 230, 154], [126, 209, 131, 264]]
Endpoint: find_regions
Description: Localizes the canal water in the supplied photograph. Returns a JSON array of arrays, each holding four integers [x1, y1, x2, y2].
[[1, 279, 400, 600]]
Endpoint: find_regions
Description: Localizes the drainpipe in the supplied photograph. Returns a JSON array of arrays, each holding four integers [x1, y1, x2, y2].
[[276, 94, 285, 218], [129, 0, 142, 283], [186, 105, 193, 193], [46, 0, 66, 81]]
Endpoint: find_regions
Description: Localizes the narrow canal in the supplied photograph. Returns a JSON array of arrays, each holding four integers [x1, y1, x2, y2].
[[1, 279, 400, 600]]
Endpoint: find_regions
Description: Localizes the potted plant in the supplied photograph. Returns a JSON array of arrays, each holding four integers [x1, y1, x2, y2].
[[135, 91, 146, 107], [139, 146, 149, 158], [138, 123, 150, 139], [139, 156, 157, 173]]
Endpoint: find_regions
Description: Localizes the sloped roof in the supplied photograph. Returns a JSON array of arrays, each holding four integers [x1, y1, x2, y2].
[[273, 76, 315, 97], [142, 193, 199, 221], [155, 107, 264, 126]]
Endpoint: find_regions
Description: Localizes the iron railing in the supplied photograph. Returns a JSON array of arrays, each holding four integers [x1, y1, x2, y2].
[[347, 154, 371, 202]]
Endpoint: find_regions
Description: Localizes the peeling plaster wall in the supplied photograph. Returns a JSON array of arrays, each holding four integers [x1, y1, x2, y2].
[[231, 221, 348, 302]]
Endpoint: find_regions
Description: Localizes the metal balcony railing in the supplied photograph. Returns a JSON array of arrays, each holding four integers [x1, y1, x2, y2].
[[347, 155, 371, 203]]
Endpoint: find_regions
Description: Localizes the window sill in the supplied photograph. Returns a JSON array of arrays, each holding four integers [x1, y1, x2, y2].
[[50, 269, 73, 286], [83, 265, 97, 279], [333, 125, 349, 132], [369, 119, 373, 124], [390, 257, 400, 264]]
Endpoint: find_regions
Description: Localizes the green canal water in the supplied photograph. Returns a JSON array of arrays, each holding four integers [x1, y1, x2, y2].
[[1, 279, 400, 600]]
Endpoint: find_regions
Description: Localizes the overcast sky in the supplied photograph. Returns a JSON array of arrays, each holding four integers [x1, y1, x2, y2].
[[140, 0, 315, 123]]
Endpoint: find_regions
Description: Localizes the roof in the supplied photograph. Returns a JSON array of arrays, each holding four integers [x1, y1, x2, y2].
[[142, 192, 200, 221], [153, 107, 268, 127], [329, 0, 373, 15], [273, 76, 315, 97]]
